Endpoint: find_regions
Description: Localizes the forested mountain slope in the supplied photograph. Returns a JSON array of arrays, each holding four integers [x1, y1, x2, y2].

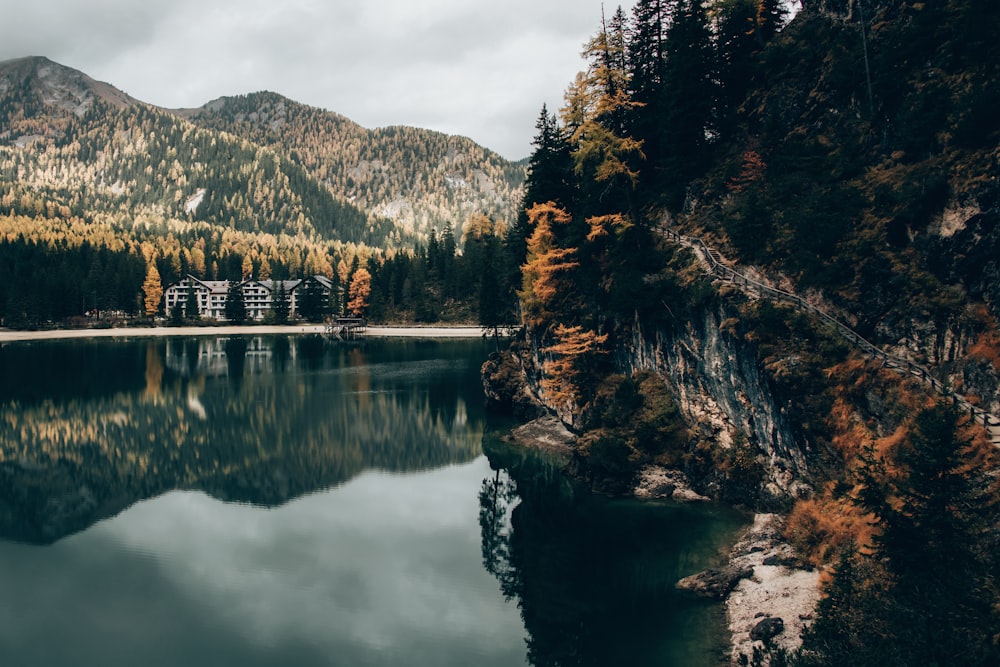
[[0, 56, 524, 324], [0, 56, 395, 247], [175, 91, 525, 242], [484, 1, 1000, 663]]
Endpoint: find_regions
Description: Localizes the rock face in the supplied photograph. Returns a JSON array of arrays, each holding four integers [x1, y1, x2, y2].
[[620, 304, 812, 500], [481, 349, 546, 421], [487, 298, 818, 502], [508, 414, 576, 454]]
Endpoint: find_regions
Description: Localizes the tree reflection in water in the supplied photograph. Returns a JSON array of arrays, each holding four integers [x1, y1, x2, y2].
[[479, 437, 748, 667], [0, 336, 488, 545]]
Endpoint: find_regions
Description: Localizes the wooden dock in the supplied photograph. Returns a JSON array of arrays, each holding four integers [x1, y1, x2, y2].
[[325, 316, 367, 340]]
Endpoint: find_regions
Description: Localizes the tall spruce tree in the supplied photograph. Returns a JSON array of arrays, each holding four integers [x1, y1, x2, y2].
[[627, 0, 672, 204], [271, 281, 291, 323], [502, 106, 577, 318], [659, 0, 715, 210], [184, 282, 200, 321], [224, 282, 247, 323], [714, 0, 788, 139], [567, 7, 644, 218], [297, 277, 327, 322]]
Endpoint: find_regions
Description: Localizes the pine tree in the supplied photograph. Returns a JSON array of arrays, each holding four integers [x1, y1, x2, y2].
[[541, 324, 609, 420], [659, 0, 715, 210], [518, 203, 580, 331], [184, 282, 200, 321], [502, 106, 578, 320], [224, 281, 247, 324], [715, 0, 788, 138], [626, 0, 671, 184], [564, 10, 645, 216], [327, 270, 343, 318], [297, 277, 327, 323], [271, 280, 291, 323]]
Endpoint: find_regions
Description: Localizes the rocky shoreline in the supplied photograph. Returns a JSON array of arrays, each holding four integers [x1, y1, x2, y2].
[[508, 415, 821, 665], [680, 513, 820, 665]]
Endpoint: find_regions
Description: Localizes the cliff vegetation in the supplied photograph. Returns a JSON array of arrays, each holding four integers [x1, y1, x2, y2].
[[483, 1, 1000, 663]]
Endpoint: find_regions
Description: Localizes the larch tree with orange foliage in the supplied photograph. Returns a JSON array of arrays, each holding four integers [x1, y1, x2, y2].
[[518, 202, 580, 331], [347, 267, 372, 318], [541, 324, 609, 420], [142, 262, 163, 317]]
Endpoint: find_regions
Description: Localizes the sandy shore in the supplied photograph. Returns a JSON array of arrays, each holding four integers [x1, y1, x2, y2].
[[0, 324, 489, 343]]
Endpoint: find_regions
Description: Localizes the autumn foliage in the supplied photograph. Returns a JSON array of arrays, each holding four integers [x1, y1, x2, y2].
[[519, 203, 579, 330], [540, 324, 608, 415], [347, 267, 372, 318]]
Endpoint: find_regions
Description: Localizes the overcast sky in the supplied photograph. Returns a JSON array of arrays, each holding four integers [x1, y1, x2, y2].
[[0, 0, 642, 160]]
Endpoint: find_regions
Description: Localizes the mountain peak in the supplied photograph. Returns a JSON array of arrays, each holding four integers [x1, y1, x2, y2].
[[0, 55, 135, 118]]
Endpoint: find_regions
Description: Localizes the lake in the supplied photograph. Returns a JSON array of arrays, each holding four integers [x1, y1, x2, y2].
[[0, 335, 747, 666]]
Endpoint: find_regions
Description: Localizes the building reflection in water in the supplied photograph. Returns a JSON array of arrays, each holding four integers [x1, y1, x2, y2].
[[0, 337, 488, 545]]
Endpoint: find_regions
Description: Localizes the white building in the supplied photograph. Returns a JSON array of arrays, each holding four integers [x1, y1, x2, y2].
[[164, 275, 336, 321]]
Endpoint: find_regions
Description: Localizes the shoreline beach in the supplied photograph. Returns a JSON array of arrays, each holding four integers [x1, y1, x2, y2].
[[0, 324, 490, 343]]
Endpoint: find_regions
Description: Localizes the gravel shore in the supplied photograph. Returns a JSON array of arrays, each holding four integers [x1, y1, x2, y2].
[[0, 324, 487, 343]]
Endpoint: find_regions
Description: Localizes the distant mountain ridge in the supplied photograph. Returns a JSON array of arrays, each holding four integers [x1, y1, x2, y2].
[[0, 56, 525, 250], [173, 90, 526, 240]]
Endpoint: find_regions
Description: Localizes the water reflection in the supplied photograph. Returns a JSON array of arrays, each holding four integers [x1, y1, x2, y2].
[[0, 337, 488, 544], [479, 436, 748, 667], [0, 459, 528, 667]]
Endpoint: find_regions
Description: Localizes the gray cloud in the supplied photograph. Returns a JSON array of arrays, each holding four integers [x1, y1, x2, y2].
[[0, 0, 637, 159]]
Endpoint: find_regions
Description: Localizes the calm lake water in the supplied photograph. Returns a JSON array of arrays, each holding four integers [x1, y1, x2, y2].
[[0, 336, 747, 666]]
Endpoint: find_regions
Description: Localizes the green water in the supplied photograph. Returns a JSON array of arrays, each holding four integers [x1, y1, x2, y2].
[[0, 336, 747, 666]]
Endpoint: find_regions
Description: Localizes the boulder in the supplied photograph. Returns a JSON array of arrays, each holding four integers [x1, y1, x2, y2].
[[676, 566, 754, 600], [750, 616, 785, 642]]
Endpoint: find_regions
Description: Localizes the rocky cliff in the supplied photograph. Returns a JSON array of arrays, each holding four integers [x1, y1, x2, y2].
[[620, 302, 812, 500]]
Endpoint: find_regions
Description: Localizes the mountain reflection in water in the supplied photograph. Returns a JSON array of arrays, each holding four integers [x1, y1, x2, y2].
[[0, 335, 749, 667], [0, 336, 486, 544]]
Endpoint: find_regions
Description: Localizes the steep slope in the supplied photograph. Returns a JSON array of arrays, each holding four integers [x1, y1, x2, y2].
[[174, 91, 526, 242], [0, 57, 400, 249], [0, 55, 136, 143], [687, 0, 1000, 415], [487, 0, 1000, 523], [486, 3, 1000, 661]]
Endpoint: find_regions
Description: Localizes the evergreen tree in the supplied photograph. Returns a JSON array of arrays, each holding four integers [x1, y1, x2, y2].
[[184, 282, 200, 321], [565, 10, 644, 217], [440, 222, 458, 296], [522, 105, 578, 213], [271, 281, 291, 324], [659, 0, 715, 210], [327, 271, 343, 318], [169, 300, 184, 326], [802, 404, 1000, 666], [502, 106, 578, 321], [224, 282, 247, 324], [714, 0, 787, 138], [297, 277, 327, 323], [626, 0, 671, 189]]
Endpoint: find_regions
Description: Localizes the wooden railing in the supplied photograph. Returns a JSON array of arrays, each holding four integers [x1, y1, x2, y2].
[[659, 225, 1000, 443]]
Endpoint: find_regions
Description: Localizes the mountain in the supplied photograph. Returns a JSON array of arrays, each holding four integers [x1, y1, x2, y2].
[[172, 91, 526, 241], [0, 56, 525, 252]]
